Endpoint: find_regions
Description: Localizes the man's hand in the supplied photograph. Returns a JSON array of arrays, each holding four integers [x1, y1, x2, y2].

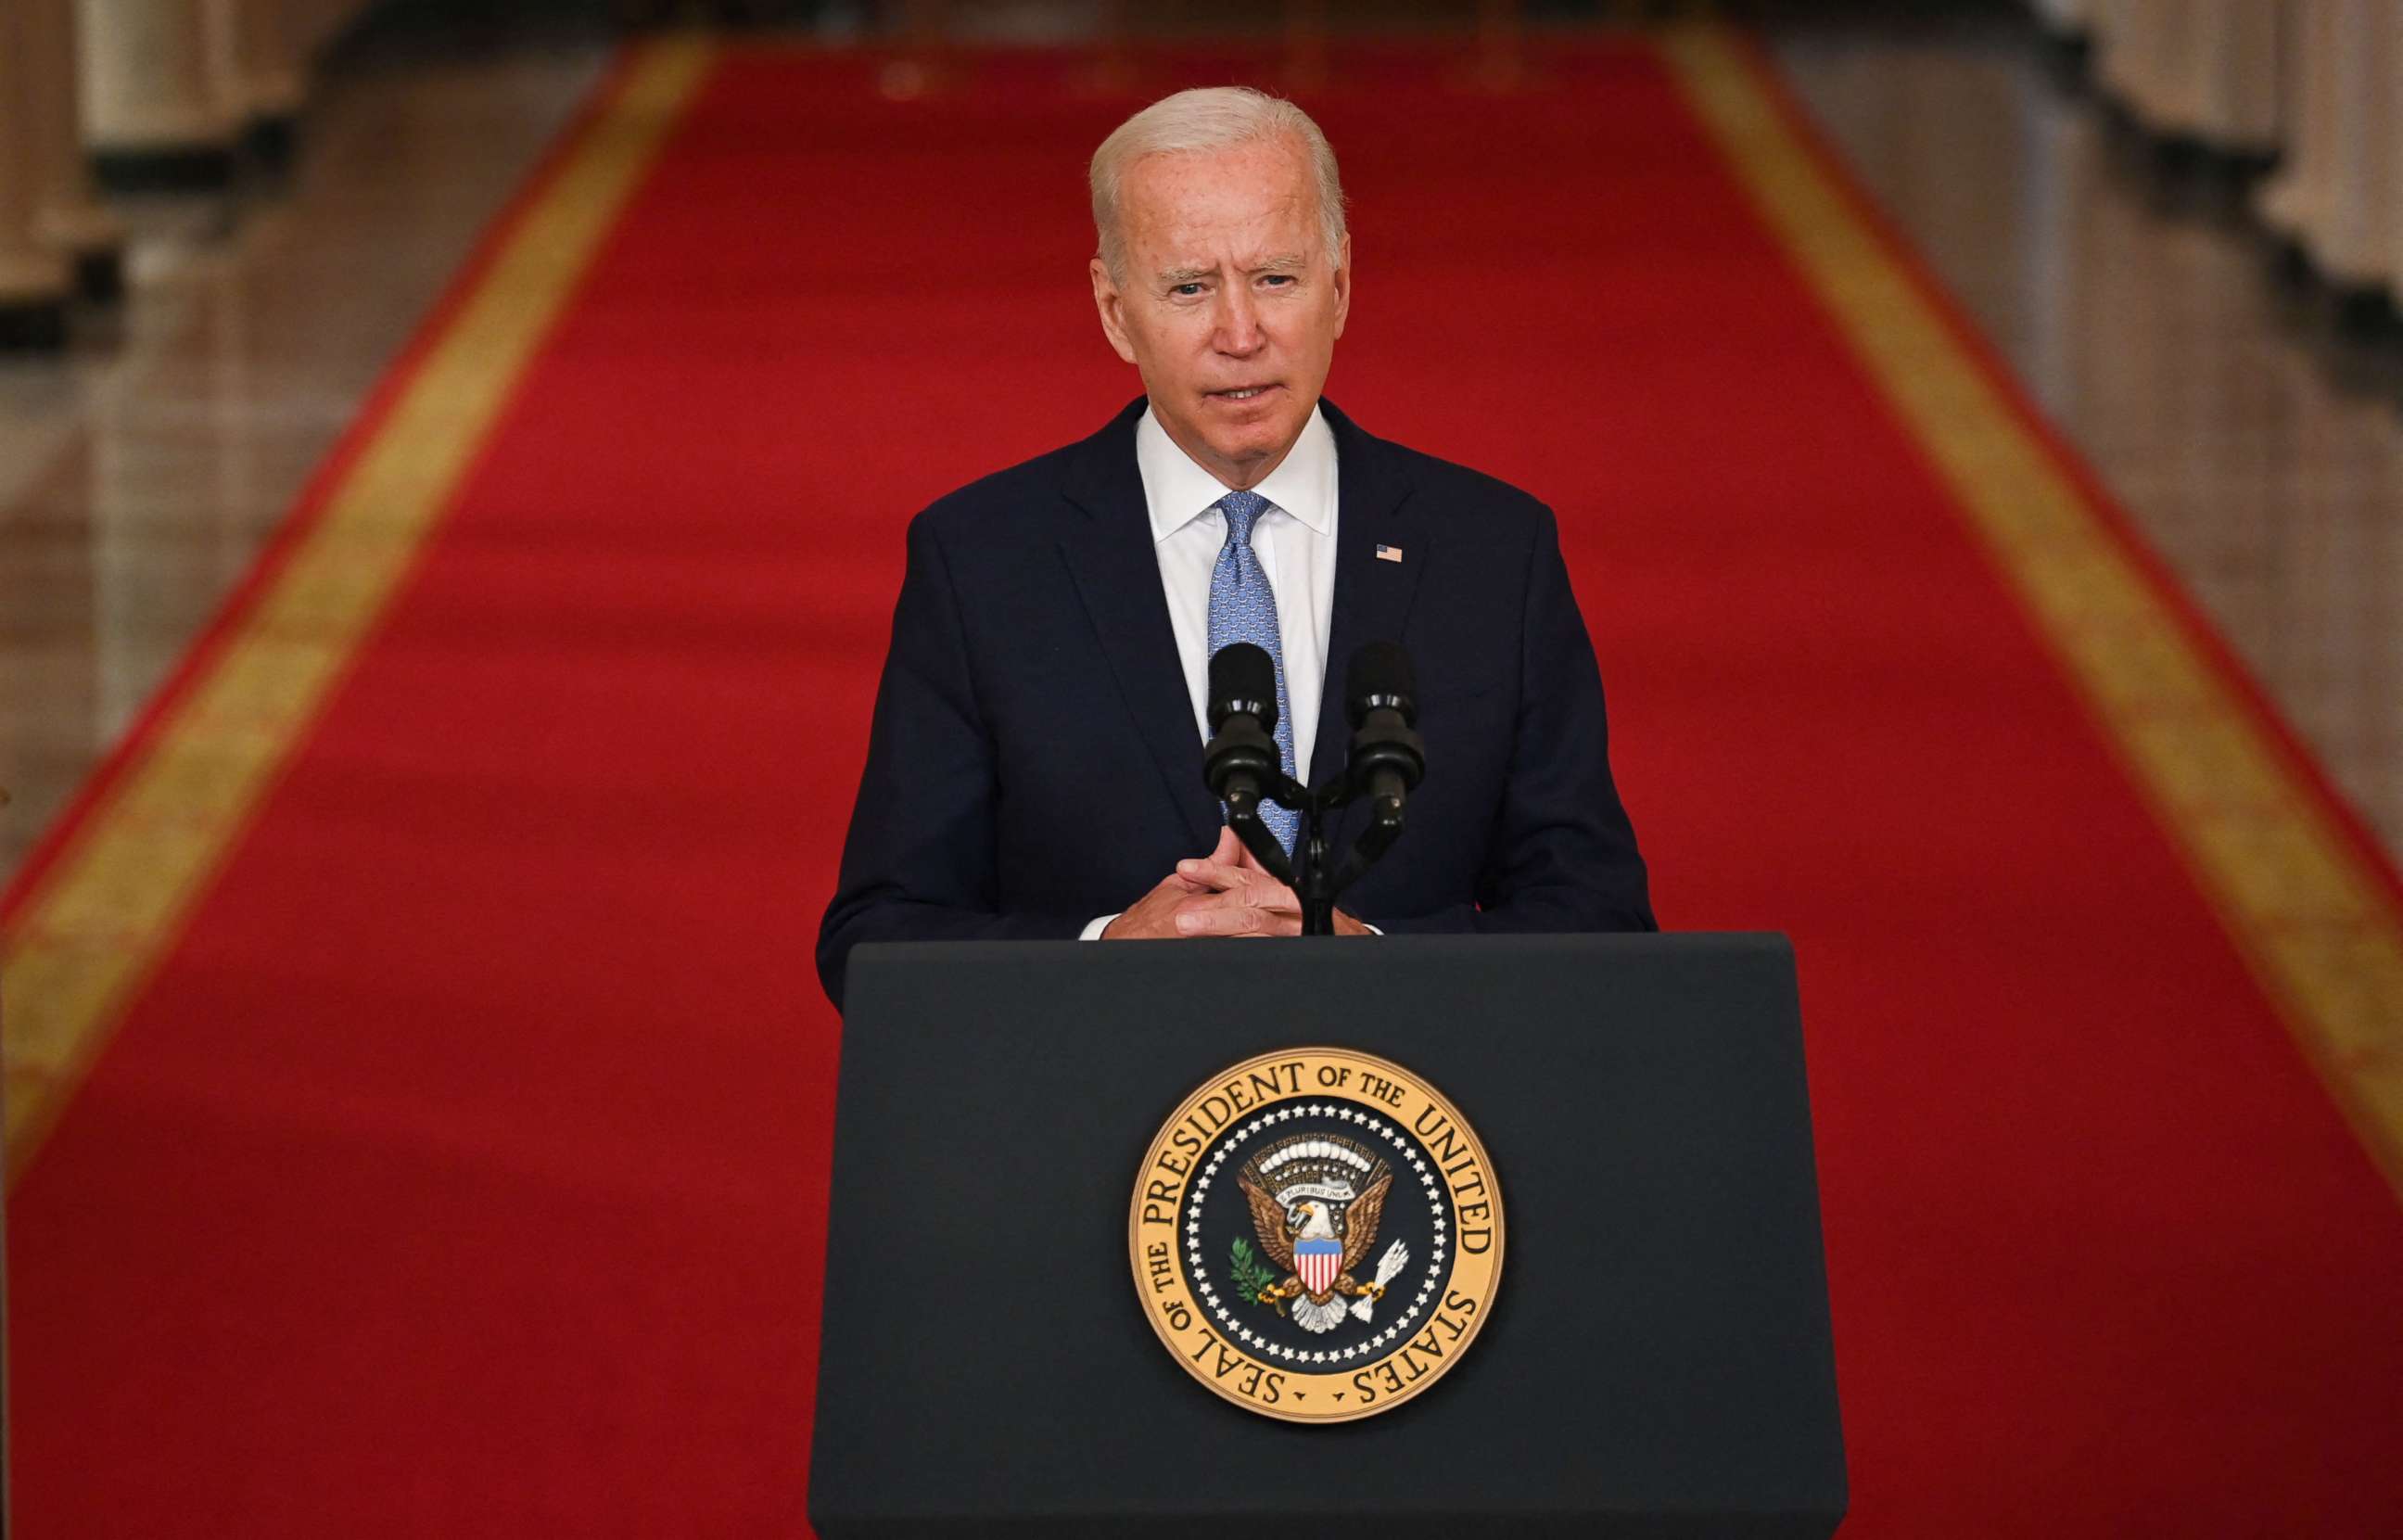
[[1100, 827, 1240, 939], [1100, 827, 1371, 938], [1171, 834, 1373, 937]]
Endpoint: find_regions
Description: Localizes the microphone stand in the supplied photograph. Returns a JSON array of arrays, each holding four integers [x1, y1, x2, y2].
[[1225, 768, 1403, 937]]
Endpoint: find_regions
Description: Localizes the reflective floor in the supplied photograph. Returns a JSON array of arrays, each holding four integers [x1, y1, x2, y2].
[[1774, 21, 2403, 861], [0, 24, 607, 879], [4, 13, 2400, 883]]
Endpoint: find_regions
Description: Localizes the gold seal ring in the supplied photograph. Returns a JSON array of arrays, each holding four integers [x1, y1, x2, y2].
[[1127, 1046, 1505, 1423]]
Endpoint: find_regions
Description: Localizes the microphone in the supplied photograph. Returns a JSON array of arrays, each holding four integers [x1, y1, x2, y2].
[[1204, 642, 1283, 820], [1344, 642, 1425, 822]]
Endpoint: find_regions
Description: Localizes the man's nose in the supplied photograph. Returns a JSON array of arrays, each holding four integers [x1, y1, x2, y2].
[[1214, 286, 1264, 354]]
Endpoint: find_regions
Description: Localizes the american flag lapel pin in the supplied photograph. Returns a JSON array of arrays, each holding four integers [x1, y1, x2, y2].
[[1375, 543, 1405, 563]]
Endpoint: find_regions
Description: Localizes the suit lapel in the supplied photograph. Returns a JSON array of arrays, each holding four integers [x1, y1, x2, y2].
[[1055, 397, 1429, 844], [1060, 400, 1223, 848], [1314, 400, 1429, 779]]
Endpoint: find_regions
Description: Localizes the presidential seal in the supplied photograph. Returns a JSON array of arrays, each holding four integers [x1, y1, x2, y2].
[[1127, 1047, 1505, 1423]]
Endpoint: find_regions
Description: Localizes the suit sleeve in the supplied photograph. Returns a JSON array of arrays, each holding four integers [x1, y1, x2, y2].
[[1373, 506, 1656, 935], [816, 515, 1086, 1009]]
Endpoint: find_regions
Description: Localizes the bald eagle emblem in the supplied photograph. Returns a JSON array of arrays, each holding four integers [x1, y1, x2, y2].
[[1235, 1133, 1412, 1334]]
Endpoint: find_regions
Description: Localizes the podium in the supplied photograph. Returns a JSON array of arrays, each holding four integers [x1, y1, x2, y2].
[[810, 935, 1846, 1538]]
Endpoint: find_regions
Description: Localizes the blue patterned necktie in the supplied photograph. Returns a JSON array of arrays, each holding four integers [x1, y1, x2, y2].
[[1206, 490, 1301, 855]]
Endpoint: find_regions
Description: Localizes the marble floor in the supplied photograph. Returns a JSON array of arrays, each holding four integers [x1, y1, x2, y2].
[[0, 19, 608, 879], [3, 10, 2400, 885], [1774, 18, 2403, 865]]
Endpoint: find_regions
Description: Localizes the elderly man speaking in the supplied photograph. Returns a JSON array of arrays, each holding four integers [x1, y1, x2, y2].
[[816, 86, 1652, 1007]]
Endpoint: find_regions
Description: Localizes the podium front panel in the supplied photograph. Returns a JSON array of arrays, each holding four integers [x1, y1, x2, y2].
[[810, 935, 1844, 1538]]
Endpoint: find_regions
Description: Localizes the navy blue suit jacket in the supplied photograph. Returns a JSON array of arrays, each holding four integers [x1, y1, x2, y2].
[[817, 398, 1653, 1007]]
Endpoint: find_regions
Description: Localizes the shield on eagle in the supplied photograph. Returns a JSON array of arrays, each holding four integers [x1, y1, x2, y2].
[[1295, 1236, 1342, 1295]]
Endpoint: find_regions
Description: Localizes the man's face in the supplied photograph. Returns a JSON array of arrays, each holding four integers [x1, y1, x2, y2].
[[1091, 135, 1351, 490]]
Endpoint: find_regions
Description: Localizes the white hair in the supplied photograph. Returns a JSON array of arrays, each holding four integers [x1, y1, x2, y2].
[[1088, 86, 1347, 282]]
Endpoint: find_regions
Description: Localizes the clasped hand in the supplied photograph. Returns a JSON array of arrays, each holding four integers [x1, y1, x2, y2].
[[1103, 826, 1371, 939]]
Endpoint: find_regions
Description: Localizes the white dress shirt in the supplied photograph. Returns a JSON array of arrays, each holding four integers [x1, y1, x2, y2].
[[1080, 401, 1341, 938]]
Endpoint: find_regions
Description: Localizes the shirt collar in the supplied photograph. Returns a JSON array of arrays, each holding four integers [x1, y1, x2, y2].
[[1137, 401, 1338, 544]]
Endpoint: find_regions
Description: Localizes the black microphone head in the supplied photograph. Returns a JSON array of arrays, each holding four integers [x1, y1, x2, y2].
[[1345, 641, 1418, 728], [1208, 643, 1279, 735]]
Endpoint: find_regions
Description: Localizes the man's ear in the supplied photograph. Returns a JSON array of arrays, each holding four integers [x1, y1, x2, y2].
[[1330, 234, 1352, 339], [1091, 258, 1138, 364]]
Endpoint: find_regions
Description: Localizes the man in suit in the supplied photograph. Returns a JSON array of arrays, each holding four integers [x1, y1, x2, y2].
[[818, 86, 1651, 1008]]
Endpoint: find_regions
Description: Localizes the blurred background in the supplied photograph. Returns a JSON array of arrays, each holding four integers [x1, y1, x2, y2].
[[6, 0, 2401, 886], [5, 0, 2403, 1534]]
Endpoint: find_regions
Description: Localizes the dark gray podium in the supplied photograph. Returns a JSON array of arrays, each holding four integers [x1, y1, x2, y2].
[[810, 935, 1845, 1538]]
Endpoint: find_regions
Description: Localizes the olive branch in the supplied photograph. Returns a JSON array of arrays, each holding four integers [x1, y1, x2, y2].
[[1228, 1236, 1283, 1311]]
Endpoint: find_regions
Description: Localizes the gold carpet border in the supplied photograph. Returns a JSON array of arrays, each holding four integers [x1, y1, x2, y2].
[[1660, 27, 2403, 1195], [0, 38, 718, 1181]]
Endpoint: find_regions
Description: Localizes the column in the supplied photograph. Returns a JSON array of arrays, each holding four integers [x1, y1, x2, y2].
[[2091, 0, 2148, 116], [2191, 0, 2282, 159], [0, 0, 74, 349], [2097, 0, 2199, 137], [286, 0, 366, 58], [228, 0, 306, 167], [78, 0, 243, 191], [2031, 0, 2089, 29], [2388, 4, 2403, 294], [25, 0, 126, 299], [2257, 0, 2335, 261], [2318, 0, 2393, 294], [2143, 0, 2204, 138]]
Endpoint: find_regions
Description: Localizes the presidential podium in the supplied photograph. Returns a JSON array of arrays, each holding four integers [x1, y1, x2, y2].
[[809, 935, 1846, 1538]]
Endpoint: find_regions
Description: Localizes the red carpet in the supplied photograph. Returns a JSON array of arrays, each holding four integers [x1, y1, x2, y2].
[[10, 37, 2403, 1535]]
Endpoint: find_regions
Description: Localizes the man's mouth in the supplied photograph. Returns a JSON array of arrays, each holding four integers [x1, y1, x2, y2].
[[1209, 384, 1278, 402]]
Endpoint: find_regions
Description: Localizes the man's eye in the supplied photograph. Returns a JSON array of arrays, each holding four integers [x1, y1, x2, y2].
[[1261, 274, 1295, 287], [1172, 283, 1204, 297]]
